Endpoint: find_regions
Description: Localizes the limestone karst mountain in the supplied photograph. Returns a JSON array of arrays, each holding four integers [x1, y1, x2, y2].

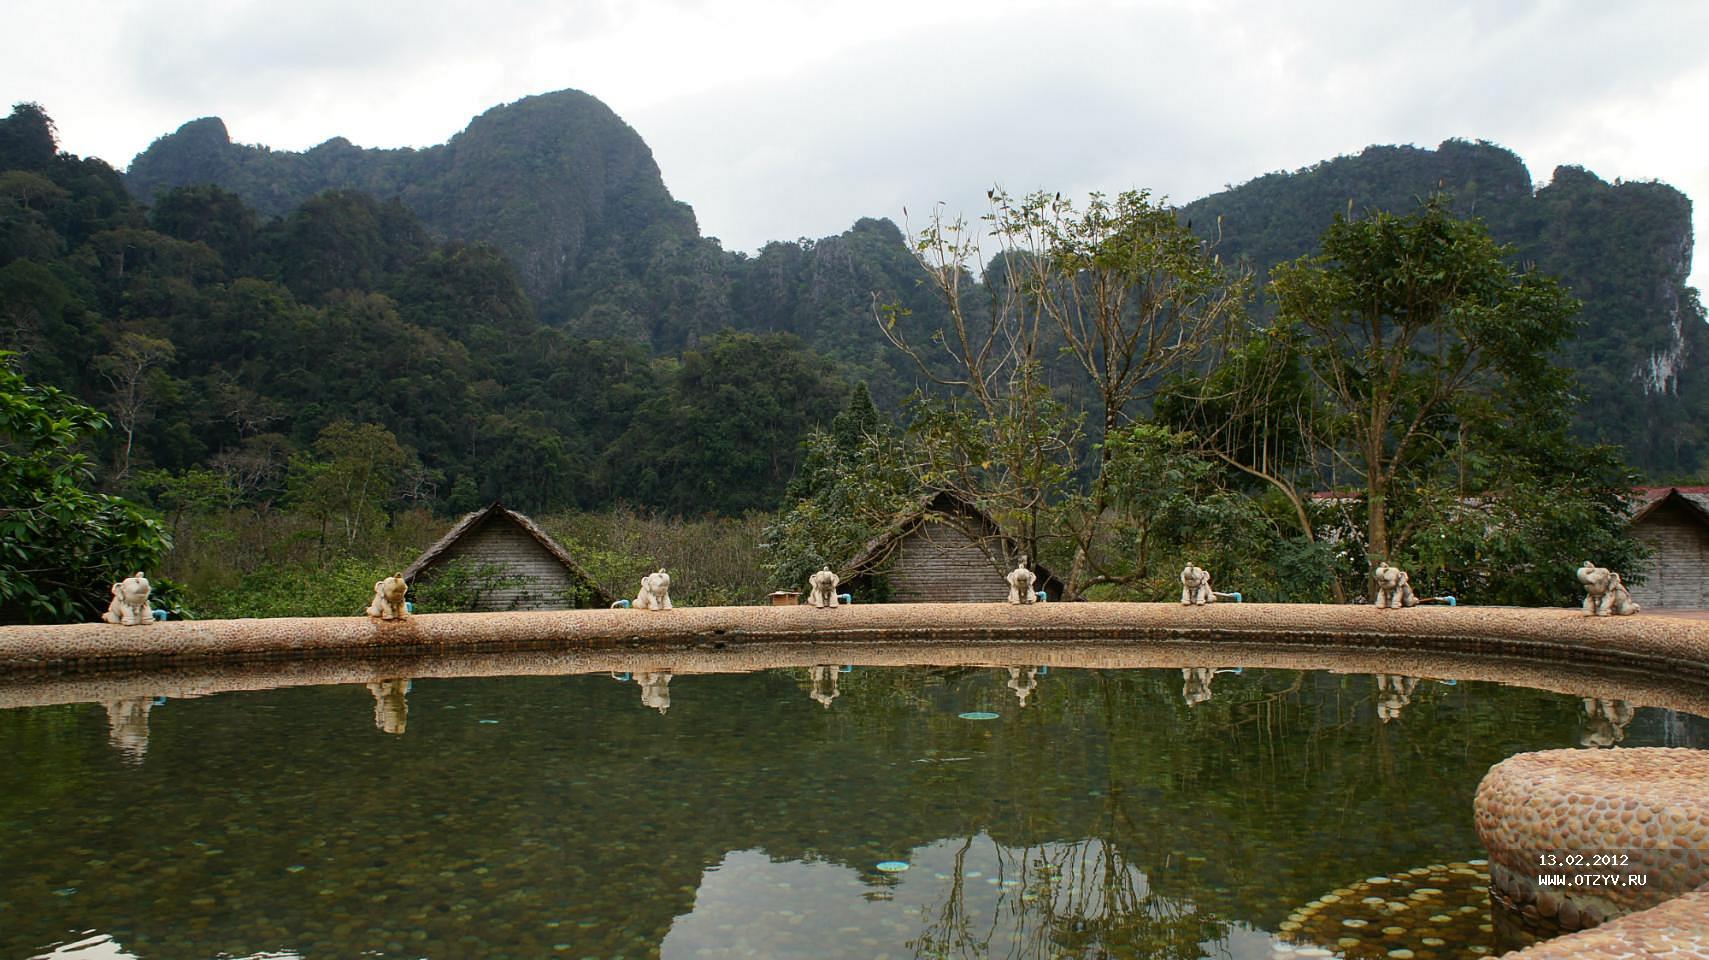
[[110, 96, 1709, 476], [1181, 140, 1706, 473], [127, 90, 719, 343]]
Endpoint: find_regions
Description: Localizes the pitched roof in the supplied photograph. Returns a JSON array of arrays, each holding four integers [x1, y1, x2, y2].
[[1307, 486, 1709, 525], [838, 489, 1072, 599], [1630, 487, 1709, 529], [401, 502, 613, 605]]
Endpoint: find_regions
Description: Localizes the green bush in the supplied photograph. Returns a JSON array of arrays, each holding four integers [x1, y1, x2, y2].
[[1, 355, 170, 624], [409, 557, 530, 613], [543, 507, 772, 605], [194, 556, 408, 619]]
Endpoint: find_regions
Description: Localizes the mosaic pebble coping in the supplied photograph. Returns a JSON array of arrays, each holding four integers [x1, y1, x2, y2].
[[3, 601, 1709, 958], [1477, 748, 1709, 958], [3, 602, 1709, 678]]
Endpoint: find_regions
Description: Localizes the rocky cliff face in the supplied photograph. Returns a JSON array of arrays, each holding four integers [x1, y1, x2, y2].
[[126, 90, 700, 309], [125, 108, 1704, 475], [1182, 141, 1707, 476]]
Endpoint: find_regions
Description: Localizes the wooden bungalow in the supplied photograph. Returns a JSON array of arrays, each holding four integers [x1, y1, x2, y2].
[[401, 503, 613, 611], [838, 491, 1072, 603], [1628, 487, 1709, 609]]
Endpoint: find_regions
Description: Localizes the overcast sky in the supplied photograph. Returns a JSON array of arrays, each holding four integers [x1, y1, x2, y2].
[[9, 0, 1709, 289]]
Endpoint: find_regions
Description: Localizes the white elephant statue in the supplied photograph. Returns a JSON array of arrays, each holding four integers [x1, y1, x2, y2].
[[634, 568, 673, 610], [1006, 556, 1038, 604], [1180, 563, 1214, 606], [100, 572, 154, 626], [807, 568, 840, 608], [366, 574, 410, 620], [1372, 562, 1418, 609]]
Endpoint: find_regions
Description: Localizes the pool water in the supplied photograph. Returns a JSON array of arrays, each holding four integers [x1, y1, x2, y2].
[[2, 665, 1705, 960]]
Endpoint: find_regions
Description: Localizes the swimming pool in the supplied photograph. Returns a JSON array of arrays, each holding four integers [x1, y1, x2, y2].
[[5, 651, 1704, 959]]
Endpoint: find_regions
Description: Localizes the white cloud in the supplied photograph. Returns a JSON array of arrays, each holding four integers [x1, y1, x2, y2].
[[6, 0, 1707, 288]]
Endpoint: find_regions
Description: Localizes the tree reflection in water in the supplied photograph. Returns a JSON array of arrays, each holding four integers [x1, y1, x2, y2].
[[902, 832, 1226, 960], [6, 664, 1706, 960]]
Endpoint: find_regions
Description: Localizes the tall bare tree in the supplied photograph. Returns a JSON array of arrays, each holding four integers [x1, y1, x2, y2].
[[876, 198, 1078, 569], [878, 190, 1244, 592], [96, 331, 176, 480]]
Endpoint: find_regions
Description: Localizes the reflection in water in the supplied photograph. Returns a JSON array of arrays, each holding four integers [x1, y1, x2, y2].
[[667, 834, 1239, 960], [1005, 666, 1040, 707], [637, 671, 673, 714], [1180, 668, 1242, 707], [7, 667, 1707, 960], [1580, 697, 1635, 747], [808, 666, 840, 708], [1181, 667, 1217, 707], [103, 697, 153, 763], [365, 679, 411, 735], [28, 930, 302, 959], [1376, 674, 1421, 723]]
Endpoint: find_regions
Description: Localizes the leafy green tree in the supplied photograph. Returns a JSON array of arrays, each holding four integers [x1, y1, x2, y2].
[[286, 420, 412, 558], [0, 353, 169, 623], [1094, 424, 1276, 598], [0, 259, 96, 387], [1178, 139, 1708, 478], [1180, 199, 1643, 603], [764, 383, 919, 589], [1156, 315, 1349, 600], [95, 330, 177, 478], [1268, 198, 1584, 562], [130, 465, 233, 544], [881, 191, 1241, 586], [272, 191, 428, 302], [603, 331, 847, 514], [0, 103, 58, 171], [149, 184, 259, 274], [0, 170, 70, 266]]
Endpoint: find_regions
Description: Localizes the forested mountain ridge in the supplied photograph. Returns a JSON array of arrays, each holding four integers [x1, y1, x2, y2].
[[3, 99, 1693, 620], [126, 90, 725, 344], [1181, 140, 1707, 475], [0, 102, 847, 520], [121, 92, 1703, 475]]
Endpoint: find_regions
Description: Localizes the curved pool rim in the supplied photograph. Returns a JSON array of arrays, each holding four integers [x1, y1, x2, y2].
[[3, 602, 1708, 679]]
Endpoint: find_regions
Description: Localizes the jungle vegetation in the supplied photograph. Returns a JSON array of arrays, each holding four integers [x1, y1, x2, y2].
[[0, 100, 1690, 620]]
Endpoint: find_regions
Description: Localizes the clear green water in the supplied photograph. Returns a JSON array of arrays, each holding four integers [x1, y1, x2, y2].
[[2, 665, 1705, 960]]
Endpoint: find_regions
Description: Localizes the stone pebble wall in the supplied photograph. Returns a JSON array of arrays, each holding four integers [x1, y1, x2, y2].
[[5, 602, 1709, 679], [6, 635, 1709, 717], [1476, 748, 1709, 958], [1501, 890, 1709, 958]]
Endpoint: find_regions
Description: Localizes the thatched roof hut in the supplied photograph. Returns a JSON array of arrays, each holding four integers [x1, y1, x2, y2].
[[401, 503, 612, 611], [838, 491, 1072, 603], [1628, 486, 1709, 609]]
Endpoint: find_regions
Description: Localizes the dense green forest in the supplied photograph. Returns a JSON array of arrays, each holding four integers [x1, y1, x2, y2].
[[0, 94, 1697, 621], [1, 102, 858, 619], [2, 103, 848, 519], [123, 92, 1708, 477]]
